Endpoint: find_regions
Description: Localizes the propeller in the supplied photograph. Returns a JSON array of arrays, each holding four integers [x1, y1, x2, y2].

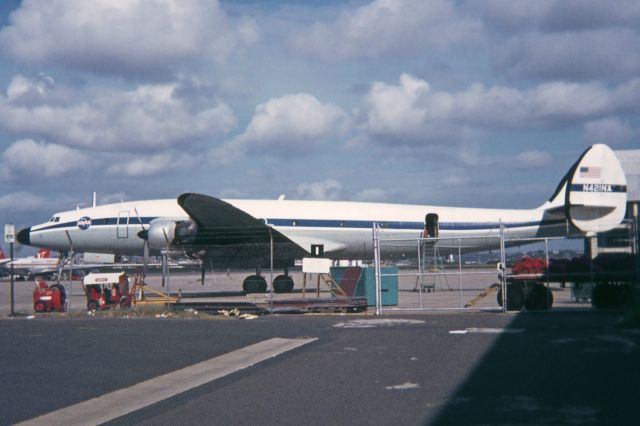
[[161, 226, 170, 288]]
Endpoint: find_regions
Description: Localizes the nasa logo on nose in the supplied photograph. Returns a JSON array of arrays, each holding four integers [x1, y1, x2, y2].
[[77, 216, 92, 230]]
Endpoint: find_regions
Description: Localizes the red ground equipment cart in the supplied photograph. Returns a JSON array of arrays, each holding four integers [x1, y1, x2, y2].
[[33, 279, 67, 312], [82, 273, 132, 310]]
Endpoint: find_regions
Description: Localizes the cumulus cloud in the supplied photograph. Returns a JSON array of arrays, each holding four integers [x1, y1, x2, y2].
[[475, 0, 640, 34], [584, 117, 637, 146], [513, 150, 553, 168], [0, 191, 48, 212], [358, 74, 639, 146], [442, 174, 471, 187], [296, 179, 342, 200], [0, 75, 236, 151], [97, 192, 129, 205], [290, 0, 482, 60], [6, 74, 55, 105], [1, 139, 92, 179], [493, 29, 640, 81], [354, 188, 387, 202], [0, 0, 259, 77], [106, 152, 194, 177], [473, 0, 640, 80], [360, 74, 480, 145], [211, 94, 349, 163]]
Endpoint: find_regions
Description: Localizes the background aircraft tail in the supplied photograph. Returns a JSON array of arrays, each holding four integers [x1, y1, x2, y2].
[[0, 247, 4, 259], [544, 144, 627, 234], [36, 248, 51, 259]]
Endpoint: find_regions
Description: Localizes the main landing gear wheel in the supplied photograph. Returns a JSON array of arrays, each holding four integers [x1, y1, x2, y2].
[[243, 275, 267, 293], [273, 275, 294, 293]]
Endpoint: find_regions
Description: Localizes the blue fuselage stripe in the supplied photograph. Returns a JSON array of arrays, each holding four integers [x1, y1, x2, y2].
[[35, 217, 565, 233], [36, 217, 155, 232]]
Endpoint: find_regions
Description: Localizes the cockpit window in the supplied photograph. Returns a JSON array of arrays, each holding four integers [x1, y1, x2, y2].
[[54, 217, 60, 222]]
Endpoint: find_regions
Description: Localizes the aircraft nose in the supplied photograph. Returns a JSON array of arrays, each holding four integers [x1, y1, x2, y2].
[[16, 227, 31, 245]]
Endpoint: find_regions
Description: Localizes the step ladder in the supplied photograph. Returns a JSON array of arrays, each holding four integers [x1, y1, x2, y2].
[[415, 239, 444, 292]]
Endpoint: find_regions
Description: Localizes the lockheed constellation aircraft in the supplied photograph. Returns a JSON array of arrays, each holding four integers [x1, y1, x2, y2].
[[16, 144, 627, 293]]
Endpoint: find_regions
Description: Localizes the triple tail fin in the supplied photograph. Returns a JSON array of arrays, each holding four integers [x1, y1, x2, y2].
[[544, 144, 627, 234]]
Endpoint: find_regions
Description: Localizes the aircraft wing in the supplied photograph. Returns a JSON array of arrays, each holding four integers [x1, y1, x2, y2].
[[177, 193, 302, 247]]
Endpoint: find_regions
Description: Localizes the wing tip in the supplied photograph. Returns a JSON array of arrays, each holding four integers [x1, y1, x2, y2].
[[177, 192, 198, 207]]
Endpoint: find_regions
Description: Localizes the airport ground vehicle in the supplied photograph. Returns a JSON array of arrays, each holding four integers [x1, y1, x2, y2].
[[82, 273, 132, 310], [561, 253, 636, 309], [32, 279, 66, 312], [498, 253, 637, 311], [497, 257, 554, 311]]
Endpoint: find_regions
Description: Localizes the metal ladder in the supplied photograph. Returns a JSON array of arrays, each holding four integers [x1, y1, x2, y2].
[[415, 239, 443, 292]]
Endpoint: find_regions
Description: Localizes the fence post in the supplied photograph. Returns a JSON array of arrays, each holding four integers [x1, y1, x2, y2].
[[372, 222, 382, 316], [269, 228, 274, 313], [458, 238, 463, 308], [545, 238, 550, 288], [500, 222, 507, 313], [417, 236, 423, 309]]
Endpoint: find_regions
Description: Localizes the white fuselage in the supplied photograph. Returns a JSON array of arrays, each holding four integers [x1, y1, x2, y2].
[[26, 198, 569, 259]]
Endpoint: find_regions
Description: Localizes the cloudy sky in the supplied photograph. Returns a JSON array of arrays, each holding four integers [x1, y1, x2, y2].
[[0, 0, 638, 233]]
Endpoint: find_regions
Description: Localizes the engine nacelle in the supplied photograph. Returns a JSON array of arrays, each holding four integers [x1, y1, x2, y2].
[[146, 219, 197, 250]]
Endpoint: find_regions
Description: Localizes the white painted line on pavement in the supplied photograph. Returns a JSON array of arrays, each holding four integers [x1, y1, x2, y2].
[[17, 337, 317, 426], [449, 328, 524, 334]]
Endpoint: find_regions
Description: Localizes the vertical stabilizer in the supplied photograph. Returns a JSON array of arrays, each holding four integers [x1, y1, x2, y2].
[[567, 144, 627, 233], [545, 144, 627, 233]]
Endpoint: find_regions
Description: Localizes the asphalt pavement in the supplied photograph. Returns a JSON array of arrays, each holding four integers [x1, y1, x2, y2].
[[1, 311, 639, 425]]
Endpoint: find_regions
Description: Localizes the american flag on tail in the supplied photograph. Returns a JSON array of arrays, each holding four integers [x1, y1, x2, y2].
[[579, 166, 601, 178]]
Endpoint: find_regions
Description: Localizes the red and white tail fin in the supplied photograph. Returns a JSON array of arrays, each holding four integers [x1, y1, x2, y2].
[[36, 248, 51, 259], [544, 144, 627, 234], [0, 247, 5, 259]]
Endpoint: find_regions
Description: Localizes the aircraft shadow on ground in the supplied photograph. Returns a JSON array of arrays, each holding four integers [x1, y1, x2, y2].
[[430, 311, 640, 425]]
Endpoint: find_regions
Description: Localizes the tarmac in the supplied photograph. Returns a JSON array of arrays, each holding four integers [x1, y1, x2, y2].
[[3, 268, 636, 425]]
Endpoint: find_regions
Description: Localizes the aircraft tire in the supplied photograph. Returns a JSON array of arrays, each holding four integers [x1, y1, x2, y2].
[[524, 283, 553, 311], [273, 275, 294, 293], [243, 275, 267, 293], [497, 283, 525, 311]]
